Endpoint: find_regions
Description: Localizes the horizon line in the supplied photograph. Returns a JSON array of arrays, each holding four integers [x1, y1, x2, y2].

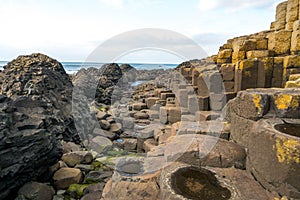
[[0, 60, 181, 65]]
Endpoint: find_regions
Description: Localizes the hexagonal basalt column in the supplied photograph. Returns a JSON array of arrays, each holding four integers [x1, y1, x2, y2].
[[247, 118, 300, 198], [226, 88, 300, 146]]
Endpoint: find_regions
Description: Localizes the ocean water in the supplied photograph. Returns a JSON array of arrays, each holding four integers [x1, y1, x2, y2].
[[0, 61, 178, 74], [0, 61, 7, 70]]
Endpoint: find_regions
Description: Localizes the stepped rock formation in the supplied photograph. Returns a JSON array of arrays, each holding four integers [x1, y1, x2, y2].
[[2, 0, 300, 199], [99, 1, 300, 199], [171, 0, 300, 198], [215, 0, 300, 89], [0, 54, 79, 199], [225, 88, 300, 198], [175, 0, 300, 114]]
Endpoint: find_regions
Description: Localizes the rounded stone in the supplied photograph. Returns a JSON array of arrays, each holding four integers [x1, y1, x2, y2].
[[18, 182, 54, 200], [53, 168, 82, 190]]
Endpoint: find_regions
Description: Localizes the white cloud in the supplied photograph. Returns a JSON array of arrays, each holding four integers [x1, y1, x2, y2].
[[199, 0, 278, 12], [0, 0, 280, 62]]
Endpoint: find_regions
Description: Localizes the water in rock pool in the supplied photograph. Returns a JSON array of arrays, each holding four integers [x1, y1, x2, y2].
[[275, 123, 300, 138], [118, 162, 143, 175], [171, 167, 231, 200]]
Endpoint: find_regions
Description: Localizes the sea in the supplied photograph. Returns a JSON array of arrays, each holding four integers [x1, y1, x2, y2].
[[0, 61, 178, 74]]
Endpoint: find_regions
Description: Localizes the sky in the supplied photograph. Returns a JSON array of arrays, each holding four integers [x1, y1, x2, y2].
[[0, 0, 283, 63]]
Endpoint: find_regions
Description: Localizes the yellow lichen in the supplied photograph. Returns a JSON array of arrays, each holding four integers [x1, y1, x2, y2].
[[285, 81, 300, 88], [274, 138, 300, 164], [274, 94, 299, 110], [252, 94, 262, 114], [244, 71, 251, 77]]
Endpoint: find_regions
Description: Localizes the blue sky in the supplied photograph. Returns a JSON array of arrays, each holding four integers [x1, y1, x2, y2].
[[0, 0, 282, 63]]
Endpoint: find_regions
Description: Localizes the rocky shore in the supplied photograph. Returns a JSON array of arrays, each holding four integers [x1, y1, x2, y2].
[[1, 0, 300, 199], [0, 53, 176, 200]]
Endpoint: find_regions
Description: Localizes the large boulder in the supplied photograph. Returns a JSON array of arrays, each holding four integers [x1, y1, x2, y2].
[[0, 54, 79, 199], [73, 63, 124, 110], [120, 64, 137, 82], [0, 96, 62, 199], [100, 63, 122, 82], [0, 53, 72, 98], [0, 53, 78, 142]]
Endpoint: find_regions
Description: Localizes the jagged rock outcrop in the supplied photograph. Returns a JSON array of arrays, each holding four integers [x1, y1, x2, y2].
[[71, 64, 123, 141], [73, 63, 124, 105], [0, 95, 62, 199], [120, 64, 138, 82], [0, 53, 79, 199], [0, 53, 78, 142]]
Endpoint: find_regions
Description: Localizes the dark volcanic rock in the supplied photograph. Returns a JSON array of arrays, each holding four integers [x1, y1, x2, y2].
[[100, 63, 122, 82], [0, 53, 79, 199], [0, 53, 72, 101], [72, 63, 128, 141], [96, 63, 123, 104], [0, 96, 62, 199], [120, 64, 138, 82], [73, 63, 123, 104], [0, 53, 78, 142], [120, 64, 135, 72], [136, 69, 166, 81]]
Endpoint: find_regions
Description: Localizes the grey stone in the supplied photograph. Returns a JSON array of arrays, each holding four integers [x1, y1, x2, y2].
[[83, 183, 106, 195], [84, 171, 104, 183], [121, 117, 135, 129], [18, 182, 54, 200], [93, 128, 116, 140], [160, 107, 169, 124], [91, 136, 113, 153]]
